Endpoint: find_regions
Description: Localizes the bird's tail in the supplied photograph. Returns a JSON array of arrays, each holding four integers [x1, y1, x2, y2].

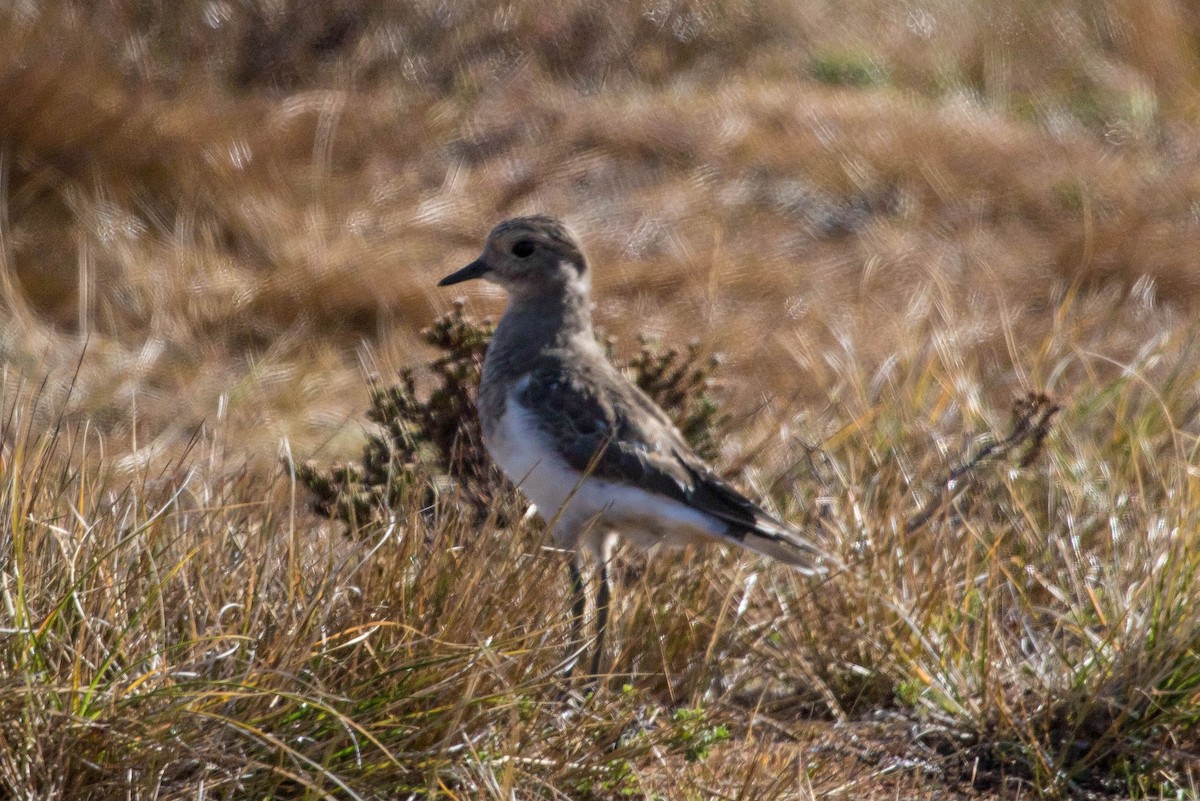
[[736, 521, 834, 577]]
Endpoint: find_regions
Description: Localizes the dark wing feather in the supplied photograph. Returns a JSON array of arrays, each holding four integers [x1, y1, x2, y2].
[[517, 353, 821, 563]]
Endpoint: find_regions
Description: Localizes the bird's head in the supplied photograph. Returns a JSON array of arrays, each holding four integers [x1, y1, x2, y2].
[[439, 215, 589, 300]]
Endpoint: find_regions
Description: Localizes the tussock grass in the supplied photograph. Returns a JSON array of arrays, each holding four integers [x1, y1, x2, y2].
[[6, 302, 1200, 797], [0, 378, 796, 798], [5, 0, 1200, 797]]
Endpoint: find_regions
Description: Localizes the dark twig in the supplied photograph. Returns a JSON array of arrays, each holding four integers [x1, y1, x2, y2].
[[904, 392, 1061, 534]]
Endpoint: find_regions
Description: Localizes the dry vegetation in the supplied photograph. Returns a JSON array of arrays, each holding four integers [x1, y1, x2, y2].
[[5, 1, 1200, 798]]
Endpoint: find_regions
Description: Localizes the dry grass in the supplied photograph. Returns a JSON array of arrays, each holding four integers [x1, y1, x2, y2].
[[4, 1, 1200, 797]]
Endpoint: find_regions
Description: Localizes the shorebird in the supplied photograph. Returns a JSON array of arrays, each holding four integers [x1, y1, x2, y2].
[[438, 215, 827, 677]]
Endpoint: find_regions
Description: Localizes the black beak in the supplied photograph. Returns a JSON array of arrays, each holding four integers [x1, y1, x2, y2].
[[438, 258, 490, 286]]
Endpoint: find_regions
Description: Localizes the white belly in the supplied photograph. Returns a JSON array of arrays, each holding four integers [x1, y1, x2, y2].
[[485, 396, 583, 526], [485, 389, 727, 552]]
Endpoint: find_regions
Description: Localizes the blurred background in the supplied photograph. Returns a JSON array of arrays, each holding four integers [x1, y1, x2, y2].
[[2, 0, 1199, 470]]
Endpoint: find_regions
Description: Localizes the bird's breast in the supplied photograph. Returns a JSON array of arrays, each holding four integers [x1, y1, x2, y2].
[[485, 385, 580, 521]]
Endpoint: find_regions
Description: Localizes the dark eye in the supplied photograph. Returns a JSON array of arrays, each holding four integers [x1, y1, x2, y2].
[[511, 240, 535, 258]]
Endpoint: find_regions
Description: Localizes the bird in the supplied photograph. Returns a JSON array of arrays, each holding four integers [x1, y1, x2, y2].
[[438, 215, 828, 677]]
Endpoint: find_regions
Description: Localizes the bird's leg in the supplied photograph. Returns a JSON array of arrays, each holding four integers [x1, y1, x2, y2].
[[564, 556, 589, 678], [590, 559, 610, 678]]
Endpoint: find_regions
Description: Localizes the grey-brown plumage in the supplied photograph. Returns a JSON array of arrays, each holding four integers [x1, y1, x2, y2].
[[439, 215, 828, 677], [515, 354, 823, 566]]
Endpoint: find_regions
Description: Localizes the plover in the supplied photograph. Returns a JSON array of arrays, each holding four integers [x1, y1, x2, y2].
[[439, 215, 827, 676]]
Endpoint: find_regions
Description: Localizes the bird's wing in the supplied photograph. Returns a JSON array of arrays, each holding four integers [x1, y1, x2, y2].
[[516, 353, 827, 572]]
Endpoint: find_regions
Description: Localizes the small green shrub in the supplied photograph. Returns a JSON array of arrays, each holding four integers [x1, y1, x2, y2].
[[293, 301, 497, 525], [294, 302, 729, 526], [811, 50, 889, 88], [667, 706, 731, 763]]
